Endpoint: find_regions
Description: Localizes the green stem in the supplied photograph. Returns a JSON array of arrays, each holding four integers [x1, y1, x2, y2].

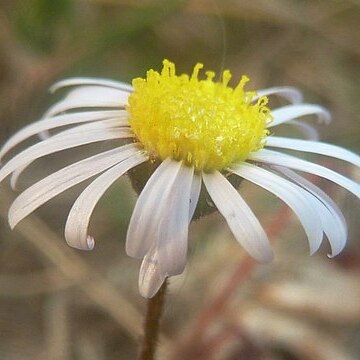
[[138, 279, 168, 360]]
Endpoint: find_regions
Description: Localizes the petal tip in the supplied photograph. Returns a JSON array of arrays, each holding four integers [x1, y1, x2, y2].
[[8, 210, 20, 230], [65, 232, 95, 251], [138, 256, 165, 298], [327, 244, 346, 259], [322, 109, 332, 123], [308, 233, 324, 256], [125, 239, 144, 259], [8, 218, 16, 230], [86, 235, 95, 250]]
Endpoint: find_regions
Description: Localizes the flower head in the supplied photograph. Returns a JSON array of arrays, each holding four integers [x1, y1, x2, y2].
[[1, 60, 359, 298], [128, 60, 270, 171]]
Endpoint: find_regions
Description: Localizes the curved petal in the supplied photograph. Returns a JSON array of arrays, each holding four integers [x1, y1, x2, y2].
[[139, 247, 166, 299], [137, 163, 194, 297], [268, 104, 331, 128], [33, 116, 125, 141], [0, 121, 133, 183], [287, 120, 320, 141], [54, 86, 130, 110], [43, 99, 123, 118], [0, 110, 127, 161], [61, 85, 129, 101], [266, 137, 360, 167], [254, 86, 303, 104], [249, 149, 360, 199], [6, 118, 130, 185], [50, 78, 133, 93], [65, 151, 148, 250], [276, 166, 347, 257], [229, 163, 324, 255], [126, 159, 182, 258], [8, 144, 141, 228], [154, 163, 194, 276], [202, 171, 273, 263], [10, 164, 28, 190]]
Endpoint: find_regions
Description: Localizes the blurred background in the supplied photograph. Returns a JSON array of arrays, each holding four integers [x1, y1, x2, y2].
[[0, 0, 360, 359]]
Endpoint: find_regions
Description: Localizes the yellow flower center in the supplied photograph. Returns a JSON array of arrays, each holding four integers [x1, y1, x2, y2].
[[127, 60, 272, 171]]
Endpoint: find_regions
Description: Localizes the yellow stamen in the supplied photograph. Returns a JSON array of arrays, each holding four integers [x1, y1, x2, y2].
[[127, 60, 272, 171]]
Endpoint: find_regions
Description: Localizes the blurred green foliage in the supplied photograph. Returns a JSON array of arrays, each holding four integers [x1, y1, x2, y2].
[[15, 0, 74, 53]]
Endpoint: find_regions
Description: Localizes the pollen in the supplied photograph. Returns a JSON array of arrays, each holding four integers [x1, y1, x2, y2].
[[127, 60, 272, 171]]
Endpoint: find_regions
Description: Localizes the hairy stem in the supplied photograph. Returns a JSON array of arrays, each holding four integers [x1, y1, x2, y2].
[[138, 279, 168, 360]]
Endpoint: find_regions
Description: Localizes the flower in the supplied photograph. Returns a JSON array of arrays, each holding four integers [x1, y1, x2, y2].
[[0, 60, 359, 298]]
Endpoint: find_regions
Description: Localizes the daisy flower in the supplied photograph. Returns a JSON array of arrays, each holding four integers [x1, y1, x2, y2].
[[0, 60, 359, 298]]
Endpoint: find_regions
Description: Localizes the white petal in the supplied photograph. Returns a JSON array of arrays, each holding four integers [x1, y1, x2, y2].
[[154, 163, 194, 276], [202, 171, 273, 262], [0, 123, 133, 183], [126, 159, 182, 258], [250, 149, 360, 199], [189, 174, 201, 221], [254, 86, 303, 104], [43, 99, 123, 118], [139, 248, 166, 299], [138, 163, 194, 297], [36, 117, 127, 153], [0, 110, 127, 161], [229, 163, 324, 255], [9, 115, 130, 188], [126, 160, 194, 273], [287, 120, 320, 141], [8, 144, 141, 228], [65, 151, 148, 250], [58, 86, 130, 108], [268, 104, 331, 128], [50, 78, 133, 93], [42, 116, 124, 135], [44, 85, 130, 118], [266, 137, 360, 167], [10, 164, 28, 190], [276, 166, 347, 257]]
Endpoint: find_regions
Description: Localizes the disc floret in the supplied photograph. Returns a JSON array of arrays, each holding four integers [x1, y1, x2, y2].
[[127, 60, 272, 171]]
